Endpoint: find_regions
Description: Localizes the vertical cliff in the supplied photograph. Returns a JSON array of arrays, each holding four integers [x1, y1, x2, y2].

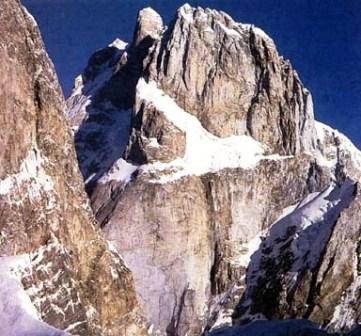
[[67, 4, 361, 336], [0, 1, 146, 335]]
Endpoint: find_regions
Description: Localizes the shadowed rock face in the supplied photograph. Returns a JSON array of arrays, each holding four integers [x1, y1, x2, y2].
[[67, 3, 361, 336], [209, 320, 361, 336], [0, 1, 146, 335]]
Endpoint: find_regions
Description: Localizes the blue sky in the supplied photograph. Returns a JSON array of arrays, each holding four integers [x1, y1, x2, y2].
[[23, 0, 361, 146]]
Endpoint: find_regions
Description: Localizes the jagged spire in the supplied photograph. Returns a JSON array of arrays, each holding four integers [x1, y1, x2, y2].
[[134, 7, 163, 47]]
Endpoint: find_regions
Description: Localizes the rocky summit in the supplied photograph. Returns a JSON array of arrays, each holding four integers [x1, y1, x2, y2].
[[65, 4, 361, 336], [1, 1, 361, 336]]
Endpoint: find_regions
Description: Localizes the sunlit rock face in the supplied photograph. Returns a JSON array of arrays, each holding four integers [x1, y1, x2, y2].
[[0, 1, 147, 335], [67, 3, 361, 336], [143, 4, 316, 155]]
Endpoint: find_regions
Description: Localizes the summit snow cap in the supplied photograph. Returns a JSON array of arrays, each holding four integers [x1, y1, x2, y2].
[[134, 7, 163, 47]]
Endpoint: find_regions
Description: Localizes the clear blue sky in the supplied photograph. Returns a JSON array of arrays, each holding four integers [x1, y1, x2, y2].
[[23, 0, 361, 147]]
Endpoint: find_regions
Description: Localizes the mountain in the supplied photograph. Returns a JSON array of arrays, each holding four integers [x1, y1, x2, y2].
[[210, 320, 361, 336], [0, 1, 147, 335], [66, 4, 361, 336]]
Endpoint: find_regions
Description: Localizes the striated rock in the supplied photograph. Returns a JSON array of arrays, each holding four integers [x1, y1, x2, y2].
[[66, 3, 361, 336], [143, 5, 316, 155], [0, 1, 147, 335]]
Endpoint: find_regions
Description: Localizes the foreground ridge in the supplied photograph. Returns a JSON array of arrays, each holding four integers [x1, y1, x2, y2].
[[0, 1, 147, 335]]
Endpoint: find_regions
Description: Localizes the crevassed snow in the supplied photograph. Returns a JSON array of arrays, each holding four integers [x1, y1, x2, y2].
[[0, 254, 68, 336], [136, 78, 291, 183], [0, 148, 55, 206]]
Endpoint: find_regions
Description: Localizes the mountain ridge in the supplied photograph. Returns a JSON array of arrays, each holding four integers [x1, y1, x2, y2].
[[66, 4, 361, 336], [0, 1, 147, 335], [0, 1, 360, 335]]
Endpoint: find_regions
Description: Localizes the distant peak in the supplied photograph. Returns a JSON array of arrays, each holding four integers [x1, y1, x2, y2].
[[134, 7, 163, 46], [139, 6, 161, 18], [108, 38, 128, 50], [179, 3, 192, 10], [178, 3, 193, 14]]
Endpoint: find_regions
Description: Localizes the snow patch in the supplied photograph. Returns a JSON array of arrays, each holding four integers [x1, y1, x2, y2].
[[241, 24, 274, 43], [240, 179, 356, 321], [107, 240, 129, 276], [2, 255, 37, 318], [147, 137, 161, 148], [136, 79, 291, 183], [86, 306, 97, 320], [179, 4, 194, 22], [235, 234, 263, 268], [217, 22, 242, 38], [0, 254, 68, 336], [65, 321, 87, 333], [0, 148, 56, 208], [0, 149, 54, 196], [211, 309, 233, 331], [251, 26, 272, 41], [315, 121, 327, 144], [99, 158, 138, 184], [266, 180, 354, 272], [108, 38, 127, 50], [22, 5, 38, 28]]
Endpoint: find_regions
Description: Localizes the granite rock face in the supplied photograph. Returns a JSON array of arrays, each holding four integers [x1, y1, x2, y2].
[[232, 124, 361, 331], [0, 1, 146, 335], [143, 4, 316, 155], [67, 4, 361, 336]]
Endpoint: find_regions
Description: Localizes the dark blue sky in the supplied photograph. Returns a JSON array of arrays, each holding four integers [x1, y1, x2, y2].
[[23, 0, 361, 146]]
